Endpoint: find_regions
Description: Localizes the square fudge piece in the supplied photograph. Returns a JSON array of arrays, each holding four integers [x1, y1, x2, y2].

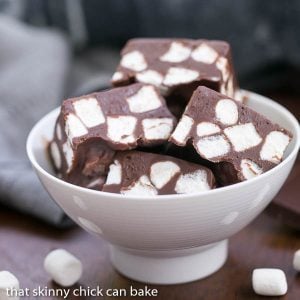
[[102, 151, 215, 195], [111, 38, 239, 117], [169, 86, 292, 185], [49, 83, 176, 188]]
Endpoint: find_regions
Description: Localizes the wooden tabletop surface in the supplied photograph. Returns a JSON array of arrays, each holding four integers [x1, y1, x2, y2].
[[1, 91, 299, 300]]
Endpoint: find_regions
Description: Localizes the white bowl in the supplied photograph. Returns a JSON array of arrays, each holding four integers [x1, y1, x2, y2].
[[27, 91, 300, 285]]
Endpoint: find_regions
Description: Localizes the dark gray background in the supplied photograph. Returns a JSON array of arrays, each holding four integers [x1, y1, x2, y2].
[[2, 0, 300, 92]]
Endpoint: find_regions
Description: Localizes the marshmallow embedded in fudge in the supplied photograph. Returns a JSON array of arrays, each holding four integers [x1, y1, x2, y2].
[[44, 249, 82, 287], [102, 151, 215, 195], [0, 271, 19, 300], [252, 268, 287, 296], [169, 86, 292, 185], [49, 83, 176, 188], [111, 38, 239, 117]]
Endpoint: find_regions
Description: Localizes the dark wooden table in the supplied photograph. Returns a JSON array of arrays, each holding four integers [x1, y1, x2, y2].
[[1, 92, 299, 299]]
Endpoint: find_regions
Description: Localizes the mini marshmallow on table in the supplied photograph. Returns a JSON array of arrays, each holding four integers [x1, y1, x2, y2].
[[169, 86, 292, 185], [49, 83, 176, 190], [111, 38, 239, 117], [44, 249, 82, 287], [293, 249, 300, 271], [252, 268, 288, 296], [102, 150, 216, 195], [0, 271, 19, 300]]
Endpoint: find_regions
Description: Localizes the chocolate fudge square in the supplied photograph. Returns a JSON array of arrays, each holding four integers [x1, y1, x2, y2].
[[103, 151, 216, 195], [169, 86, 292, 185], [112, 38, 239, 117], [49, 83, 176, 189]]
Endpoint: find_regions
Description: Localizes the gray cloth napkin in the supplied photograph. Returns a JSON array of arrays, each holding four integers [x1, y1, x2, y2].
[[0, 15, 72, 227]]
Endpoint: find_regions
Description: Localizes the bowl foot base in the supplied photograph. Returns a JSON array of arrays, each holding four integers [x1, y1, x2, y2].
[[110, 240, 228, 285]]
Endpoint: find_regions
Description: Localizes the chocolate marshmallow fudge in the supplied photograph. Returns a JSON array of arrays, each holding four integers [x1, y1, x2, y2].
[[111, 38, 239, 117], [169, 86, 292, 185], [102, 151, 215, 195], [49, 83, 176, 188]]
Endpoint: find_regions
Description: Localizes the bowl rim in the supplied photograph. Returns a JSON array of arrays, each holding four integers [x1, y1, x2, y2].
[[26, 90, 300, 201]]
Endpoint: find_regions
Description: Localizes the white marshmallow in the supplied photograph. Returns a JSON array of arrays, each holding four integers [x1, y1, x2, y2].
[[107, 116, 137, 144], [121, 175, 157, 196], [293, 249, 300, 271], [240, 159, 263, 180], [215, 99, 238, 125], [121, 51, 147, 72], [252, 268, 287, 296], [56, 123, 62, 140], [175, 170, 210, 194], [216, 56, 229, 81], [44, 249, 82, 287], [136, 70, 163, 87], [197, 122, 221, 137], [0, 271, 19, 300], [160, 42, 191, 63], [86, 178, 104, 189], [62, 141, 74, 172], [65, 113, 88, 141], [50, 142, 61, 169], [73, 98, 105, 128], [191, 43, 218, 64], [196, 135, 230, 159], [106, 160, 122, 185], [260, 131, 290, 164], [142, 118, 173, 140], [150, 161, 180, 189], [111, 71, 124, 82], [224, 123, 262, 152], [163, 67, 199, 86], [126, 85, 162, 113], [171, 115, 194, 145]]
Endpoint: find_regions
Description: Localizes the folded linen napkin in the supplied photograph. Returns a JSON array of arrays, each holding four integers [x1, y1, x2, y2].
[[0, 15, 72, 227]]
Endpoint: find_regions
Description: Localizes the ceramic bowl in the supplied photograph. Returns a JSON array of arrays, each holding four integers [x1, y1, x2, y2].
[[27, 91, 300, 284]]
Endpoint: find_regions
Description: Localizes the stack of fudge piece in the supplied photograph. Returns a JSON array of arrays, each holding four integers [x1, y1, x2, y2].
[[49, 38, 292, 195], [49, 83, 175, 190], [112, 38, 240, 117], [170, 86, 292, 185]]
